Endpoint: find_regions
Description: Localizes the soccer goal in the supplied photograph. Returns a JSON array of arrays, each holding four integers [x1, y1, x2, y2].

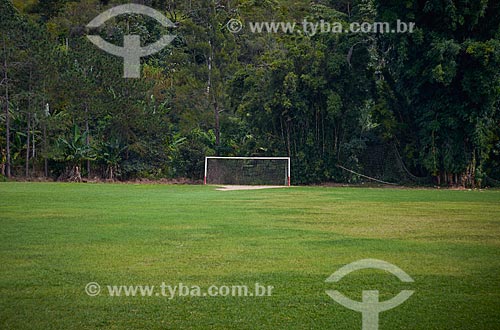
[[204, 157, 291, 186]]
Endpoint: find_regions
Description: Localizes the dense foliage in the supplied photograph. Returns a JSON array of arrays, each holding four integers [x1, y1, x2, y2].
[[1, 0, 499, 186]]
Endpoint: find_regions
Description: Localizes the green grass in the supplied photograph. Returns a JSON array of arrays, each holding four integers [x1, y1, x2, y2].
[[1, 183, 499, 329]]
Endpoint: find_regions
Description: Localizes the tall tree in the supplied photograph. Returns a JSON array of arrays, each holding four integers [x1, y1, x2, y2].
[[376, 0, 500, 186]]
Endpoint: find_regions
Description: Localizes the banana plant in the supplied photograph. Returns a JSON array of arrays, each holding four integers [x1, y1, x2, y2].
[[98, 139, 127, 180], [56, 124, 96, 180]]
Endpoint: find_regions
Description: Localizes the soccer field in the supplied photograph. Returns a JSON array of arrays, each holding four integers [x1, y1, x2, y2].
[[0, 183, 499, 329]]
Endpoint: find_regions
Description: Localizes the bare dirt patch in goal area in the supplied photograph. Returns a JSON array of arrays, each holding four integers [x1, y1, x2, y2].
[[215, 185, 288, 191]]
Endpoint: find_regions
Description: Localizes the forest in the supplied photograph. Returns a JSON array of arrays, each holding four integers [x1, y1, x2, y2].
[[1, 0, 499, 186]]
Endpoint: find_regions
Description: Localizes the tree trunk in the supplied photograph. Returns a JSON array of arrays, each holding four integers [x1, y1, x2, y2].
[[286, 121, 291, 157], [213, 98, 220, 147], [70, 165, 82, 183], [43, 102, 49, 177], [26, 112, 30, 177], [85, 104, 90, 178], [207, 40, 220, 150], [25, 68, 32, 178], [43, 123, 48, 177], [3, 37, 11, 178], [32, 120, 35, 174]]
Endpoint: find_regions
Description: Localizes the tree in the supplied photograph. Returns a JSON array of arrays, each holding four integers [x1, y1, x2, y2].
[[56, 124, 96, 181], [376, 0, 500, 187]]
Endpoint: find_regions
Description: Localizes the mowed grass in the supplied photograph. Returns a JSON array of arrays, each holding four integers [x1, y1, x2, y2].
[[0, 183, 499, 330]]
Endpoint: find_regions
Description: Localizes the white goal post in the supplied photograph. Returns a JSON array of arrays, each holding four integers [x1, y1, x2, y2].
[[204, 157, 291, 186]]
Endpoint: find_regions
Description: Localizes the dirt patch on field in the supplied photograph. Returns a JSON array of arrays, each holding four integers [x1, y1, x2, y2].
[[216, 185, 288, 191]]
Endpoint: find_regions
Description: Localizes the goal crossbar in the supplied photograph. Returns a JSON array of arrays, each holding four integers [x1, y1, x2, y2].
[[204, 157, 291, 186]]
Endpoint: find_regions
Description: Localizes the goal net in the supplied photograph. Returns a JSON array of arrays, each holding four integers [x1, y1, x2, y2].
[[204, 157, 291, 186]]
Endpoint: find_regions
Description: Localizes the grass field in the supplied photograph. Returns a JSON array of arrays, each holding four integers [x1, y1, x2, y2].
[[1, 182, 499, 329]]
